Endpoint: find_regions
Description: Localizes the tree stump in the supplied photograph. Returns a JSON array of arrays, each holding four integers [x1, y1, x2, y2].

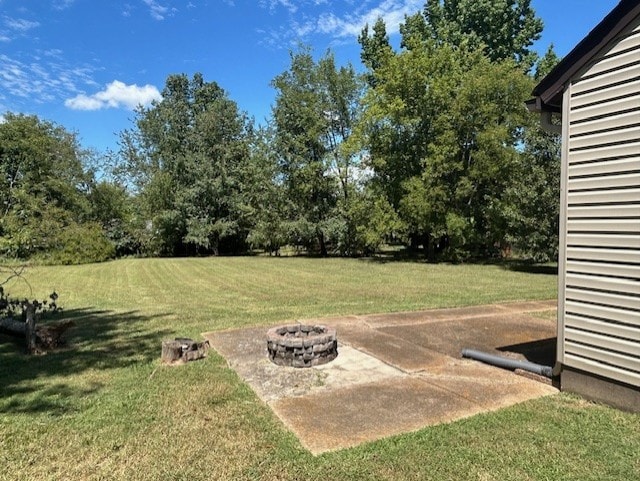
[[161, 340, 184, 363], [161, 338, 209, 364]]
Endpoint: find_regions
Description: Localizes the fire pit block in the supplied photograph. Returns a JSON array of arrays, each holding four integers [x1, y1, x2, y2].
[[266, 324, 338, 368]]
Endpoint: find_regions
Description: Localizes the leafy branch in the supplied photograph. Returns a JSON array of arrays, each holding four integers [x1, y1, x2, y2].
[[0, 266, 61, 321]]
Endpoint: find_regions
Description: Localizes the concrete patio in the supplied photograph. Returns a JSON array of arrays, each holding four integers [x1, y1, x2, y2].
[[204, 300, 559, 454]]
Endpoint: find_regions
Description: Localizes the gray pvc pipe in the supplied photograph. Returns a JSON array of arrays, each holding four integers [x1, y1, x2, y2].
[[461, 348, 554, 378]]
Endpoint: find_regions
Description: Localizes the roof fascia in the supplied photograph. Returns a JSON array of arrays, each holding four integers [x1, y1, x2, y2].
[[532, 0, 640, 110]]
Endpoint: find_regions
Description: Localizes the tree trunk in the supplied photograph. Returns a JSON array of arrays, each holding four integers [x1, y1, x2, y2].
[[25, 303, 36, 354], [410, 234, 420, 251], [425, 232, 434, 262], [318, 231, 328, 257]]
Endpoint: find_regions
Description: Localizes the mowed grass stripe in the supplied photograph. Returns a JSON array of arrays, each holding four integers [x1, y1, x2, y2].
[[5, 257, 558, 331], [2, 258, 639, 481]]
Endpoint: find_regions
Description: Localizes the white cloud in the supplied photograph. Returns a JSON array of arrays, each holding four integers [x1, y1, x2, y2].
[[316, 0, 423, 38], [43, 48, 64, 57], [0, 43, 101, 115], [4, 17, 40, 32], [0, 55, 78, 102], [65, 95, 103, 110], [259, 0, 298, 13], [53, 0, 76, 10], [292, 19, 316, 37], [259, 0, 423, 48], [142, 0, 174, 20], [65, 80, 162, 111], [0, 53, 96, 104]]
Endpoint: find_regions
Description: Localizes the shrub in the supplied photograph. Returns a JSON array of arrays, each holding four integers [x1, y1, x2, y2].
[[39, 222, 115, 265]]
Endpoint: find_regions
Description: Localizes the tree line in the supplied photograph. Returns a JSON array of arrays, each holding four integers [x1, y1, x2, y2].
[[0, 0, 561, 264]]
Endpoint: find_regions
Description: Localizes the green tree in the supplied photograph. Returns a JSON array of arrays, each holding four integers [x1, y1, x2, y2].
[[243, 127, 290, 255], [358, 32, 533, 258], [421, 0, 544, 70], [272, 48, 374, 256], [534, 44, 561, 80], [120, 73, 252, 256], [355, 2, 545, 259], [503, 117, 560, 262], [272, 49, 335, 255], [358, 17, 393, 87], [338, 184, 401, 256], [0, 113, 113, 263], [503, 46, 562, 261], [87, 180, 141, 256]]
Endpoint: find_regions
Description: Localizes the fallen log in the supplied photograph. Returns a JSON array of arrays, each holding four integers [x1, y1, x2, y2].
[[0, 317, 74, 350], [0, 317, 28, 336]]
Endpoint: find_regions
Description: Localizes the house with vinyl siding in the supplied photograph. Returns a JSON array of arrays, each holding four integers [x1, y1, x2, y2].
[[529, 0, 639, 411]]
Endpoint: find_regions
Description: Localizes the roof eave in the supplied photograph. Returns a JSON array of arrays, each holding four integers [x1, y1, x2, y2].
[[525, 97, 562, 114], [531, 0, 640, 113]]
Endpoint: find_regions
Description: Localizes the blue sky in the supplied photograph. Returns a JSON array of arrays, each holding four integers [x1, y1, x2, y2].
[[0, 0, 620, 154]]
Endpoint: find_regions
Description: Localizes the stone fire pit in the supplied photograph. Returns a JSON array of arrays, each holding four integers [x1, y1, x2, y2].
[[267, 324, 338, 368]]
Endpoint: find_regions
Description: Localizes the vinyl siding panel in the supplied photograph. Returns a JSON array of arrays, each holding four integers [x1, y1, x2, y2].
[[566, 219, 639, 233], [565, 342, 640, 373], [568, 93, 640, 123], [565, 273, 640, 297], [565, 300, 640, 325], [571, 80, 640, 109], [567, 204, 640, 218], [570, 127, 640, 150], [561, 19, 640, 388], [565, 313, 640, 338], [565, 288, 640, 311], [565, 233, 640, 249], [568, 172, 640, 190], [565, 329, 639, 357], [580, 47, 640, 78], [564, 354, 640, 387], [568, 141, 640, 164], [570, 64, 640, 96], [566, 246, 640, 263], [566, 261, 639, 280], [567, 188, 640, 205], [607, 28, 640, 55], [568, 157, 639, 177]]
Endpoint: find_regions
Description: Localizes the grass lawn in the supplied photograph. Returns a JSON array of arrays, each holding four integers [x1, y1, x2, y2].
[[0, 257, 638, 480]]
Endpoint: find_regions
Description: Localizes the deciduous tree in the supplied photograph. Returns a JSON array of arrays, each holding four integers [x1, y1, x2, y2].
[[503, 46, 562, 261], [421, 0, 543, 70], [358, 19, 533, 258], [120, 73, 252, 256], [272, 48, 378, 256], [0, 113, 112, 263]]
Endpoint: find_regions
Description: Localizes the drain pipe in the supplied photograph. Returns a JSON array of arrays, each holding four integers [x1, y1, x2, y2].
[[461, 348, 554, 378]]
